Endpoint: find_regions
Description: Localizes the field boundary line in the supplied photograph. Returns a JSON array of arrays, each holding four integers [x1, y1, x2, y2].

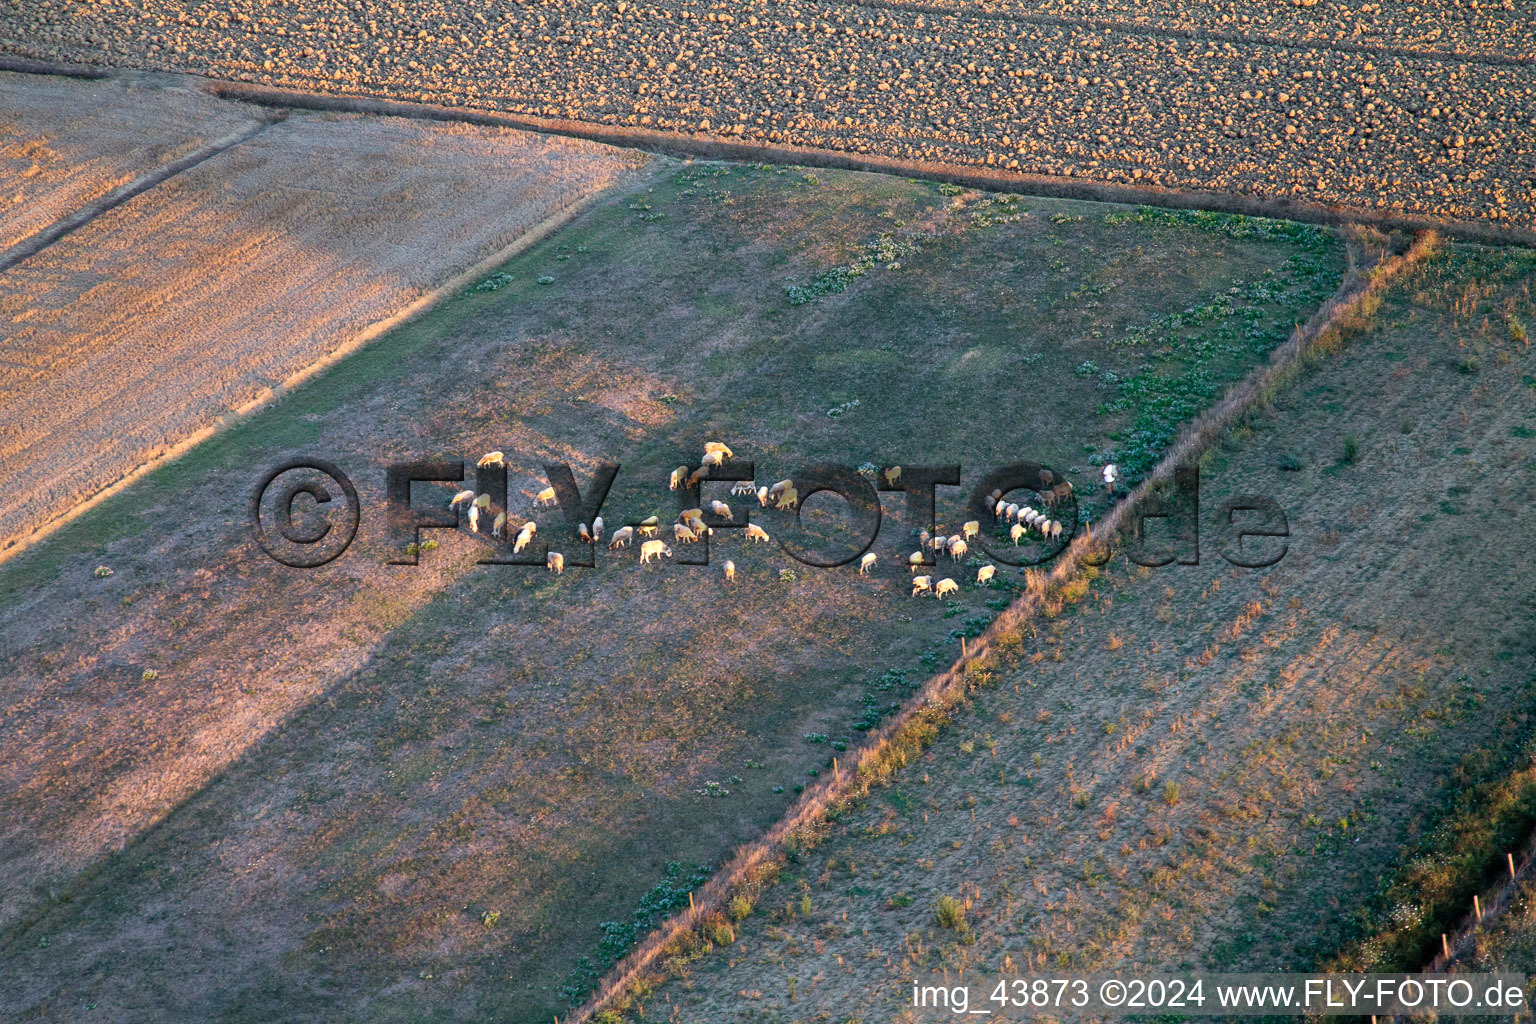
[[0, 114, 282, 275], [1, 61, 1531, 249], [564, 228, 1441, 1024], [0, 157, 663, 568]]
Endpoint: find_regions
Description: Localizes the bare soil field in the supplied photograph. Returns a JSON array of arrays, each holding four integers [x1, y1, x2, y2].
[[3, 0, 1532, 236], [617, 241, 1536, 1021], [0, 77, 649, 553], [0, 70, 263, 253], [0, 165, 1344, 1022]]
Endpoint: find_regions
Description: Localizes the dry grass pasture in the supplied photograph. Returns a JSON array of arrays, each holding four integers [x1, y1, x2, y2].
[[0, 164, 1345, 1022], [0, 70, 263, 253], [620, 242, 1536, 1022], [0, 79, 649, 553], [3, 2, 1532, 236]]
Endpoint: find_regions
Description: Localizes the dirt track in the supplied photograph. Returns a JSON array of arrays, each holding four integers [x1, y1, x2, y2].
[[2, 0, 1532, 237], [0, 74, 649, 554]]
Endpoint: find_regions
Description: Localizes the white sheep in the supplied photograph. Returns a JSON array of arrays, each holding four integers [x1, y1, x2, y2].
[[473, 493, 491, 512], [858, 552, 877, 575], [449, 489, 475, 508], [701, 450, 725, 468], [963, 520, 980, 541], [536, 486, 557, 506], [547, 551, 565, 574], [593, 516, 604, 539], [637, 515, 659, 537], [884, 466, 902, 486], [705, 441, 734, 459], [994, 499, 1008, 517], [468, 505, 480, 533], [918, 529, 931, 547], [929, 534, 948, 553], [767, 478, 794, 500], [908, 550, 926, 572], [732, 480, 756, 496], [1010, 523, 1025, 545], [514, 526, 534, 553], [757, 486, 770, 506], [1050, 520, 1063, 541], [669, 465, 689, 491], [492, 511, 507, 538], [711, 500, 732, 520], [687, 465, 710, 487], [609, 526, 634, 549], [935, 578, 959, 598], [976, 564, 995, 584], [911, 575, 933, 596], [774, 487, 799, 510], [1019, 506, 1037, 522], [1005, 502, 1020, 520], [675, 523, 699, 543], [949, 538, 968, 561], [724, 559, 736, 581], [640, 540, 673, 563], [520, 520, 537, 536], [579, 522, 593, 543], [745, 523, 770, 544], [477, 451, 504, 467]]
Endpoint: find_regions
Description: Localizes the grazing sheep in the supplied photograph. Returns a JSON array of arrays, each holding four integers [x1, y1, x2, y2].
[[1005, 502, 1020, 520], [687, 465, 710, 487], [669, 465, 689, 491], [449, 489, 475, 508], [1018, 506, 1036, 522], [976, 564, 995, 584], [492, 511, 507, 538], [477, 451, 504, 467], [963, 520, 980, 541], [609, 526, 634, 549], [949, 538, 968, 561], [711, 500, 732, 520], [757, 486, 770, 506], [705, 441, 734, 459], [908, 550, 926, 572], [994, 499, 1008, 517], [640, 539, 673, 563], [884, 466, 902, 486], [935, 578, 959, 598], [1010, 523, 1025, 545], [724, 559, 736, 581], [579, 522, 592, 543], [929, 534, 948, 553], [745, 523, 771, 544], [675, 523, 699, 543], [473, 493, 491, 511], [775, 486, 798, 510], [547, 551, 565, 574], [637, 515, 660, 537], [989, 488, 1003, 504], [1039, 468, 1055, 488], [678, 507, 703, 524], [536, 486, 557, 506], [732, 480, 756, 496], [514, 526, 534, 553], [469, 505, 481, 534], [767, 479, 794, 500], [918, 529, 931, 547], [859, 552, 877, 575], [686, 516, 708, 537], [911, 575, 933, 596], [1050, 520, 1063, 541], [701, 450, 725, 468], [520, 520, 537, 536], [1045, 481, 1074, 507]]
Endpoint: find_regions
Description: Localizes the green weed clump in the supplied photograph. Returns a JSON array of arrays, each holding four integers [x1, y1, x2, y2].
[[935, 895, 966, 930]]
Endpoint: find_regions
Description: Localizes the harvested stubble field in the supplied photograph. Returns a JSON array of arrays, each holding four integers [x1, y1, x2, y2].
[[0, 74, 647, 553], [0, 71, 262, 253], [4, 0, 1533, 236], [622, 242, 1536, 1022], [0, 164, 1346, 1022]]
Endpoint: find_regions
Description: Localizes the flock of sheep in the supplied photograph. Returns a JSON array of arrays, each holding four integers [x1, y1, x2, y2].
[[444, 446, 1117, 593]]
